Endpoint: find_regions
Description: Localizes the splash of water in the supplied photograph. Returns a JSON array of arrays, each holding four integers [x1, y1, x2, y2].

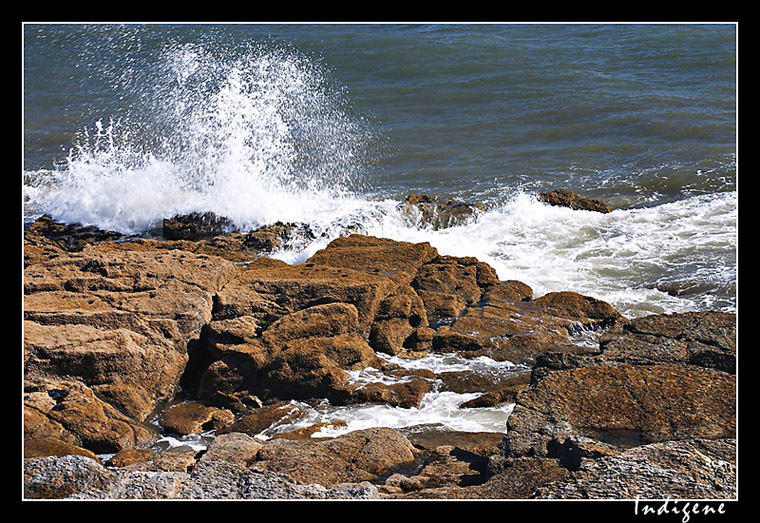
[[24, 40, 378, 233]]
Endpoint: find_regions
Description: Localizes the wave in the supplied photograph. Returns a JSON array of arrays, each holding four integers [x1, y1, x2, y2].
[[23, 40, 378, 234]]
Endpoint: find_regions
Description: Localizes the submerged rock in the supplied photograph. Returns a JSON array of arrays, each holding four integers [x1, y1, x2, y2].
[[399, 193, 486, 229], [242, 221, 315, 252]]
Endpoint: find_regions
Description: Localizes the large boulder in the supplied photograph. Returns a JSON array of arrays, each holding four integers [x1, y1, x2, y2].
[[504, 363, 736, 459], [23, 240, 238, 453], [598, 311, 736, 373], [254, 427, 419, 487]]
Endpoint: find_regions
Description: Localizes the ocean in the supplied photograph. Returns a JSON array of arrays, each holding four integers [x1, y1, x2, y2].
[[23, 23, 738, 441]]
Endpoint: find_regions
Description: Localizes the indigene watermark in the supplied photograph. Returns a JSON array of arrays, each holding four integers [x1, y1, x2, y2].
[[634, 497, 727, 522]]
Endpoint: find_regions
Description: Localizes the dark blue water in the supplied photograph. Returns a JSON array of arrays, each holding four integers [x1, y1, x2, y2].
[[23, 23, 737, 318]]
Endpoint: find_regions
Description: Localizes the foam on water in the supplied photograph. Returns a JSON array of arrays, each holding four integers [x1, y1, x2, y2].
[[256, 394, 515, 440], [269, 189, 737, 318]]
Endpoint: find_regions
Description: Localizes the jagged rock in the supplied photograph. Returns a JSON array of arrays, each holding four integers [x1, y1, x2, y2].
[[538, 188, 613, 213], [533, 439, 736, 499], [23, 241, 238, 453], [163, 212, 233, 240], [23, 454, 379, 499]]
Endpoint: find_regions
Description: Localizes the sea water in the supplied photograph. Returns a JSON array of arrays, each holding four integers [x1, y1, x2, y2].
[[23, 23, 738, 440]]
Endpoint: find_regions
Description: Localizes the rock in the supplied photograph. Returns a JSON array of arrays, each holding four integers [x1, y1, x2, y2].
[[533, 439, 736, 499], [217, 403, 311, 439], [106, 449, 155, 468], [23, 379, 157, 454], [458, 385, 528, 408], [599, 311, 736, 373], [349, 378, 431, 409], [24, 214, 124, 267], [254, 427, 418, 487], [24, 455, 120, 499], [471, 457, 573, 499], [504, 364, 736, 459], [23, 454, 379, 499], [242, 221, 315, 252], [161, 402, 235, 436], [436, 366, 531, 394], [163, 212, 233, 240], [431, 291, 623, 365], [198, 432, 265, 466], [23, 242, 238, 453], [402, 430, 506, 458], [306, 234, 439, 285], [24, 436, 102, 462], [538, 188, 613, 213], [399, 194, 486, 230]]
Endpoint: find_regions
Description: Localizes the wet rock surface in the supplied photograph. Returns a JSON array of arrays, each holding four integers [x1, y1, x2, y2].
[[22, 214, 737, 500], [538, 188, 613, 213]]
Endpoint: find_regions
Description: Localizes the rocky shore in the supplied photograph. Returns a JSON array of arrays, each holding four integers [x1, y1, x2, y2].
[[23, 190, 737, 500]]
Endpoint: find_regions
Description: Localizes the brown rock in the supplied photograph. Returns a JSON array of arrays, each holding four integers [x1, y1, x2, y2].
[[199, 432, 264, 466], [106, 448, 155, 468], [350, 378, 431, 409], [123, 450, 200, 473], [458, 385, 528, 408], [23, 243, 237, 454], [24, 437, 101, 462], [538, 188, 613, 213], [599, 311, 736, 373], [161, 402, 235, 436], [306, 234, 439, 284], [473, 457, 573, 499], [24, 215, 124, 267], [431, 291, 623, 365], [23, 379, 156, 454], [217, 403, 308, 439], [505, 364, 736, 458], [254, 427, 418, 486]]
